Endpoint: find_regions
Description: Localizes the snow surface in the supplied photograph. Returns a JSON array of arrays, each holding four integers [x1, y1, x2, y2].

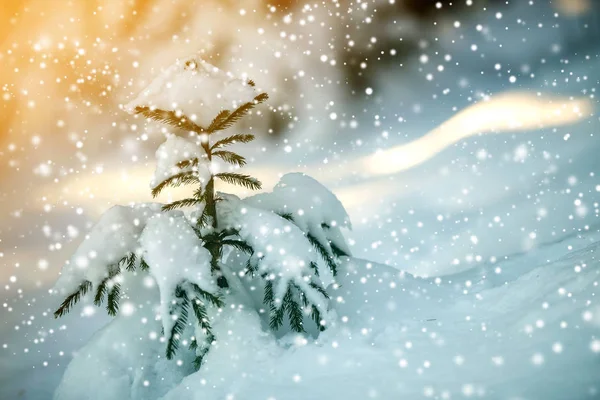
[[2, 2, 600, 399], [49, 230, 600, 400], [125, 57, 259, 128], [151, 134, 210, 190]]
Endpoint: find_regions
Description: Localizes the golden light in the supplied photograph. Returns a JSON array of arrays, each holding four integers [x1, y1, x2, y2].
[[37, 92, 594, 220], [359, 92, 593, 178]]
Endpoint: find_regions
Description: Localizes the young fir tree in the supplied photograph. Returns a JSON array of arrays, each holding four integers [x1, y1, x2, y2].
[[53, 57, 351, 370]]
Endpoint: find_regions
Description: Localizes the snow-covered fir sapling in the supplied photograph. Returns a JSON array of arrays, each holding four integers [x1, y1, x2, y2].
[[52, 57, 352, 370]]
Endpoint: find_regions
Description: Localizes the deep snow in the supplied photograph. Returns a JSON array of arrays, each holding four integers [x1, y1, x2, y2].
[[2, 0, 600, 399]]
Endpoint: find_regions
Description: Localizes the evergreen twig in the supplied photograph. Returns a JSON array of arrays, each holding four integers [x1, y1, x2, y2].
[[54, 280, 92, 318], [210, 134, 255, 150], [215, 173, 261, 190], [152, 171, 201, 198], [212, 150, 247, 167], [134, 106, 204, 133]]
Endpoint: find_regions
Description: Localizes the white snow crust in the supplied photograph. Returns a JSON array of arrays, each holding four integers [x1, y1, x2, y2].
[[125, 57, 258, 128], [54, 203, 162, 295]]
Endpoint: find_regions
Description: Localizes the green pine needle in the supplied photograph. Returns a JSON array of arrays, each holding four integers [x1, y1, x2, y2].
[[284, 287, 305, 333], [134, 106, 204, 133], [106, 283, 121, 316], [309, 281, 330, 300], [176, 158, 200, 169], [192, 333, 215, 370], [329, 240, 350, 258], [93, 265, 121, 306], [206, 93, 268, 132], [191, 299, 213, 337], [221, 239, 254, 255], [123, 253, 137, 272], [189, 282, 224, 308], [139, 257, 150, 272], [307, 233, 337, 276], [165, 287, 189, 360], [215, 173, 261, 190], [93, 278, 109, 306], [151, 171, 201, 198], [54, 280, 92, 318], [311, 305, 325, 332], [162, 197, 203, 211], [277, 212, 294, 222], [207, 110, 231, 133], [212, 150, 247, 167], [211, 134, 255, 150]]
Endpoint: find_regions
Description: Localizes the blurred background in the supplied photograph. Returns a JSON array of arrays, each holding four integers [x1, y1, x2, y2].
[[1, 0, 599, 398]]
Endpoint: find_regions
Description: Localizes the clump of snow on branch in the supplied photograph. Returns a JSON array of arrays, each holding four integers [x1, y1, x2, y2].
[[246, 172, 352, 257], [54, 203, 162, 295], [125, 57, 258, 128], [218, 193, 326, 307], [140, 211, 217, 335], [151, 134, 210, 190]]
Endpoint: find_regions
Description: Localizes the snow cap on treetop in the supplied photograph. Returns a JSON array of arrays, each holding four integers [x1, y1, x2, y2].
[[125, 56, 259, 128]]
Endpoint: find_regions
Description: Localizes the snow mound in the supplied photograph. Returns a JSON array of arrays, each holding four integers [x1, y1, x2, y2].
[[54, 203, 162, 295], [151, 134, 210, 190], [125, 56, 258, 128]]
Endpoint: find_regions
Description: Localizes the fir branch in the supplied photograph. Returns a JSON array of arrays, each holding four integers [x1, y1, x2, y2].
[[189, 283, 224, 308], [123, 252, 137, 272], [284, 287, 305, 333], [176, 158, 200, 169], [307, 233, 337, 276], [212, 150, 247, 167], [165, 286, 189, 360], [191, 298, 213, 337], [309, 261, 320, 277], [244, 258, 259, 276], [311, 305, 325, 332], [215, 173, 261, 190], [134, 106, 204, 133], [94, 278, 109, 306], [93, 265, 121, 306], [217, 228, 239, 239], [206, 110, 231, 133], [309, 281, 330, 300], [54, 280, 92, 318], [139, 257, 150, 272], [191, 208, 211, 229], [106, 283, 121, 316], [270, 299, 286, 331], [151, 171, 200, 198], [221, 239, 254, 255], [277, 212, 294, 222], [329, 240, 350, 258], [162, 197, 203, 211], [193, 333, 215, 370], [210, 134, 255, 150], [207, 93, 268, 132]]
